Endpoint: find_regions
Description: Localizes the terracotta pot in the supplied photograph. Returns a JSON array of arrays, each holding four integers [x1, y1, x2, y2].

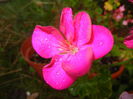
[[21, 37, 125, 80], [20, 37, 46, 78], [88, 65, 125, 79]]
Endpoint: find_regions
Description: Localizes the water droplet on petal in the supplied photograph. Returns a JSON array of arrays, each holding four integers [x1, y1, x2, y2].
[[46, 80, 49, 84], [56, 71, 60, 75], [45, 38, 48, 41], [48, 46, 51, 48], [58, 48, 63, 51], [55, 82, 59, 86], [62, 79, 65, 82], [99, 41, 103, 46], [59, 58, 62, 61], [40, 38, 44, 42]]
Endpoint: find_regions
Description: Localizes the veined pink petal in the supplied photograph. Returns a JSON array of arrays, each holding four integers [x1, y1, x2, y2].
[[32, 25, 64, 58], [124, 34, 133, 49], [42, 56, 76, 90], [60, 7, 74, 42], [89, 25, 114, 60], [62, 47, 93, 77], [74, 11, 92, 46]]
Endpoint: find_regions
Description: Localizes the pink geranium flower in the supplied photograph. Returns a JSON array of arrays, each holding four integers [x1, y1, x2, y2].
[[124, 28, 133, 49], [32, 7, 114, 90]]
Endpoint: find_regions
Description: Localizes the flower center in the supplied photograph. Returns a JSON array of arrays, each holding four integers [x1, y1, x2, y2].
[[58, 41, 78, 55], [69, 44, 78, 54]]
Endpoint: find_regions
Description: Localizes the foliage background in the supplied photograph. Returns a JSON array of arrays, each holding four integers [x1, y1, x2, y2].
[[0, 0, 133, 99]]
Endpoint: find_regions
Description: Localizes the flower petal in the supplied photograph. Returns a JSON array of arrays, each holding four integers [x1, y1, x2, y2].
[[74, 11, 92, 46], [42, 56, 76, 90], [32, 25, 64, 58], [60, 7, 74, 42], [62, 47, 93, 77], [124, 34, 133, 49], [89, 25, 114, 60]]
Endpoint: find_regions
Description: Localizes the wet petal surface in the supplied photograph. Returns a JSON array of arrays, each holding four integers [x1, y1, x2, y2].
[[32, 25, 64, 58]]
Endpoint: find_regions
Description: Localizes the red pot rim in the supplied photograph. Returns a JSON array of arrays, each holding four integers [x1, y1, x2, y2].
[[111, 65, 125, 79], [88, 65, 125, 79], [20, 36, 46, 78], [20, 36, 46, 66], [25, 47, 46, 66]]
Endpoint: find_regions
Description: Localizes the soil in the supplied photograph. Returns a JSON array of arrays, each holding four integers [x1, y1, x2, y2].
[[100, 56, 119, 65], [8, 88, 26, 99], [30, 52, 51, 64], [100, 56, 121, 74], [109, 66, 120, 74]]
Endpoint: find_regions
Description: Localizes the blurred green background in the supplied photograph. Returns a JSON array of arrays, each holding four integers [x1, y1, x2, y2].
[[0, 0, 133, 99]]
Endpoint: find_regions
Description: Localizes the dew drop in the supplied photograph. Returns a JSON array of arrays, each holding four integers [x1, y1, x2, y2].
[[48, 46, 51, 48], [45, 38, 48, 41], [46, 80, 49, 84], [62, 79, 65, 82], [56, 71, 60, 75], [40, 38, 44, 42], [58, 48, 63, 51], [55, 82, 58, 86], [99, 41, 103, 46], [59, 58, 62, 61], [58, 84, 62, 89]]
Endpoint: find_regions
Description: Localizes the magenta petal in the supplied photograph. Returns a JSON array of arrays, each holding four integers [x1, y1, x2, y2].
[[124, 34, 133, 49], [90, 25, 114, 60], [62, 47, 93, 77], [74, 11, 92, 46], [42, 56, 76, 90], [32, 25, 64, 58], [60, 7, 74, 42]]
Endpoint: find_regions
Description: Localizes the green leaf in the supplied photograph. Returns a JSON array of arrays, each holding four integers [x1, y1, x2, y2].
[[95, 8, 103, 15], [69, 65, 112, 99], [29, 67, 35, 73]]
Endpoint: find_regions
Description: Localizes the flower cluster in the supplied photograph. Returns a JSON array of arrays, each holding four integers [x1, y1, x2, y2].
[[113, 5, 125, 21], [112, 4, 133, 25], [32, 7, 114, 90]]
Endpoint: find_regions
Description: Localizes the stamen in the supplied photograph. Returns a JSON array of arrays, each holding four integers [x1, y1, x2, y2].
[[57, 40, 78, 55]]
